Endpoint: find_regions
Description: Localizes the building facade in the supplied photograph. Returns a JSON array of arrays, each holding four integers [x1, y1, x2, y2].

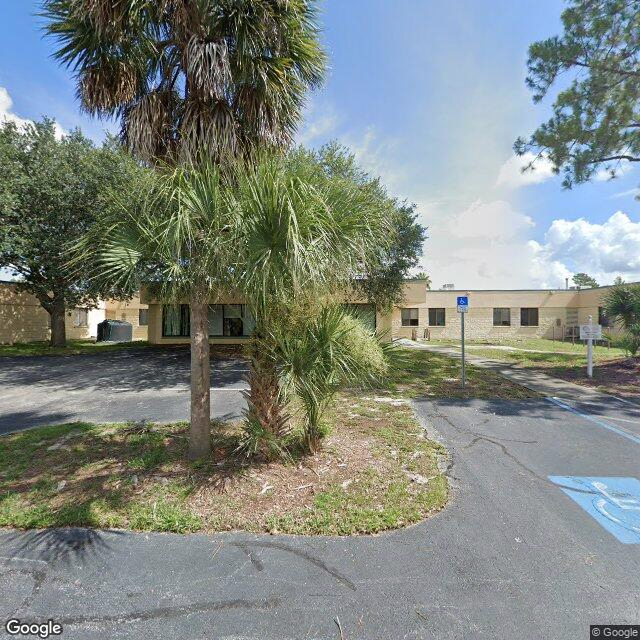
[[0, 281, 149, 344], [392, 282, 620, 341], [141, 280, 625, 346]]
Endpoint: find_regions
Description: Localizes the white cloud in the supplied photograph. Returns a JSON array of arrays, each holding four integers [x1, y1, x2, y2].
[[530, 211, 640, 287], [594, 163, 631, 182], [496, 152, 556, 189], [0, 86, 65, 139]]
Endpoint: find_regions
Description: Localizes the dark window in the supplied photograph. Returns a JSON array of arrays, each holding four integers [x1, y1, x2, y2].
[[520, 308, 539, 327], [428, 308, 446, 326], [598, 307, 610, 328], [208, 304, 254, 337], [401, 308, 419, 326], [138, 308, 148, 326], [493, 308, 511, 326], [162, 304, 190, 337], [74, 308, 88, 327]]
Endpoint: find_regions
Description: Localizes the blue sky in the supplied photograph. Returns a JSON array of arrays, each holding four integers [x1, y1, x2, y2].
[[1, 0, 639, 288]]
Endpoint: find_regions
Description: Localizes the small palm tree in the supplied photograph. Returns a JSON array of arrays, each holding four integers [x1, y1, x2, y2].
[[45, 0, 326, 458], [231, 155, 392, 454], [604, 282, 640, 341]]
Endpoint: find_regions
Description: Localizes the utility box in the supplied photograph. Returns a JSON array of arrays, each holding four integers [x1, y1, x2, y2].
[[97, 319, 133, 343]]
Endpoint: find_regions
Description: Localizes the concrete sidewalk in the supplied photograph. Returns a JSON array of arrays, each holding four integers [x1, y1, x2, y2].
[[403, 341, 639, 406]]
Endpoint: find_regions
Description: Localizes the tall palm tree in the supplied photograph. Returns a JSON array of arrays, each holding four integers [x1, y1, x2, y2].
[[44, 0, 326, 458]]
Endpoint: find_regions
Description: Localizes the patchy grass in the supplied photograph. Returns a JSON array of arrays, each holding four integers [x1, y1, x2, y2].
[[0, 339, 151, 358], [0, 393, 449, 535]]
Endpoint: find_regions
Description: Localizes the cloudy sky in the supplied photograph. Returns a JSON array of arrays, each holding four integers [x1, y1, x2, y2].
[[1, 0, 639, 288]]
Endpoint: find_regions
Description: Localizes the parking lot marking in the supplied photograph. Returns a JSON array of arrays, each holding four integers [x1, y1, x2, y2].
[[546, 397, 640, 446], [549, 476, 640, 544]]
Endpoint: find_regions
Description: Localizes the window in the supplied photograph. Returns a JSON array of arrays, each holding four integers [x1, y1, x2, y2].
[[162, 304, 190, 337], [74, 308, 88, 327], [138, 308, 149, 326], [520, 308, 539, 327], [428, 308, 446, 326], [208, 304, 255, 337], [401, 308, 419, 327], [598, 307, 610, 328], [493, 308, 511, 326]]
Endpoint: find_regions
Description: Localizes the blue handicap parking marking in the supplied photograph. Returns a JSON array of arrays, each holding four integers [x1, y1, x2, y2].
[[548, 476, 640, 544]]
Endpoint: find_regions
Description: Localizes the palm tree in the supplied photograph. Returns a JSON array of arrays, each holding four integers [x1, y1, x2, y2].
[[604, 283, 640, 337], [232, 154, 391, 454], [44, 0, 326, 458]]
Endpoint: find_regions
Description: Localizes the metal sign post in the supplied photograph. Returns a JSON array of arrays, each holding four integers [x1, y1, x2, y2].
[[579, 316, 602, 379], [587, 315, 593, 378], [457, 296, 469, 389]]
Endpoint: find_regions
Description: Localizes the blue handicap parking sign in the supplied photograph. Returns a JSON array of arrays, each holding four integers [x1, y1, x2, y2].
[[457, 296, 468, 307], [549, 476, 640, 544]]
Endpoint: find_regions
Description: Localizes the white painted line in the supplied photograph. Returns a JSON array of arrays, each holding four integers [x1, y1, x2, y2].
[[546, 397, 640, 446], [0, 556, 48, 566]]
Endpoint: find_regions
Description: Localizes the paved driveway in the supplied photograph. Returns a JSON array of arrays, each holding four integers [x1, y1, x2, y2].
[[0, 348, 247, 434], [1, 395, 639, 639]]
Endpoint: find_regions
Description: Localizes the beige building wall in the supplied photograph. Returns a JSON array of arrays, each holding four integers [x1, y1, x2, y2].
[[0, 282, 148, 344], [0, 283, 51, 344]]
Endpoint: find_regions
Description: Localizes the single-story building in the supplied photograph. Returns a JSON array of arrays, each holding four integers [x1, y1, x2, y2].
[[141, 279, 629, 345], [0, 280, 149, 344]]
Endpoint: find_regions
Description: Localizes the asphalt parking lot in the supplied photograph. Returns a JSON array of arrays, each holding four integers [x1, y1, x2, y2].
[[1, 395, 639, 639], [0, 348, 247, 434]]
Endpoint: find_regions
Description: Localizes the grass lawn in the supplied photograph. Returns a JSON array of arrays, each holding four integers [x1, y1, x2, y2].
[[430, 338, 638, 399], [0, 339, 151, 357], [0, 349, 536, 535]]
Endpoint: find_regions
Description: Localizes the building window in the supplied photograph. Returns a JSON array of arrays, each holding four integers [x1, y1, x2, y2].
[[208, 304, 254, 337], [401, 308, 419, 327], [493, 308, 511, 326], [598, 307, 610, 328], [162, 304, 190, 337], [520, 308, 539, 327], [74, 308, 88, 327], [428, 308, 446, 327], [138, 308, 149, 326]]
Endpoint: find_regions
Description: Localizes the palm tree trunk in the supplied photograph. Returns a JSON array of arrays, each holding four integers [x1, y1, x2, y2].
[[189, 296, 211, 460], [50, 299, 67, 348]]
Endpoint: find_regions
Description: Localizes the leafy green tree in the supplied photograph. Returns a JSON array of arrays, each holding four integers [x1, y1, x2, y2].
[[44, 0, 326, 458], [573, 272, 599, 288], [516, 0, 640, 188], [297, 142, 427, 309], [0, 119, 140, 346]]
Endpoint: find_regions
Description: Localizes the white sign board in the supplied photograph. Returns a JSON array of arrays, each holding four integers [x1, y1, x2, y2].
[[580, 324, 602, 340], [456, 296, 469, 314]]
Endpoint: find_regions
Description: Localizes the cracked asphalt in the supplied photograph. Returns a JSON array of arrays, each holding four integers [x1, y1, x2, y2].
[[1, 395, 639, 639]]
